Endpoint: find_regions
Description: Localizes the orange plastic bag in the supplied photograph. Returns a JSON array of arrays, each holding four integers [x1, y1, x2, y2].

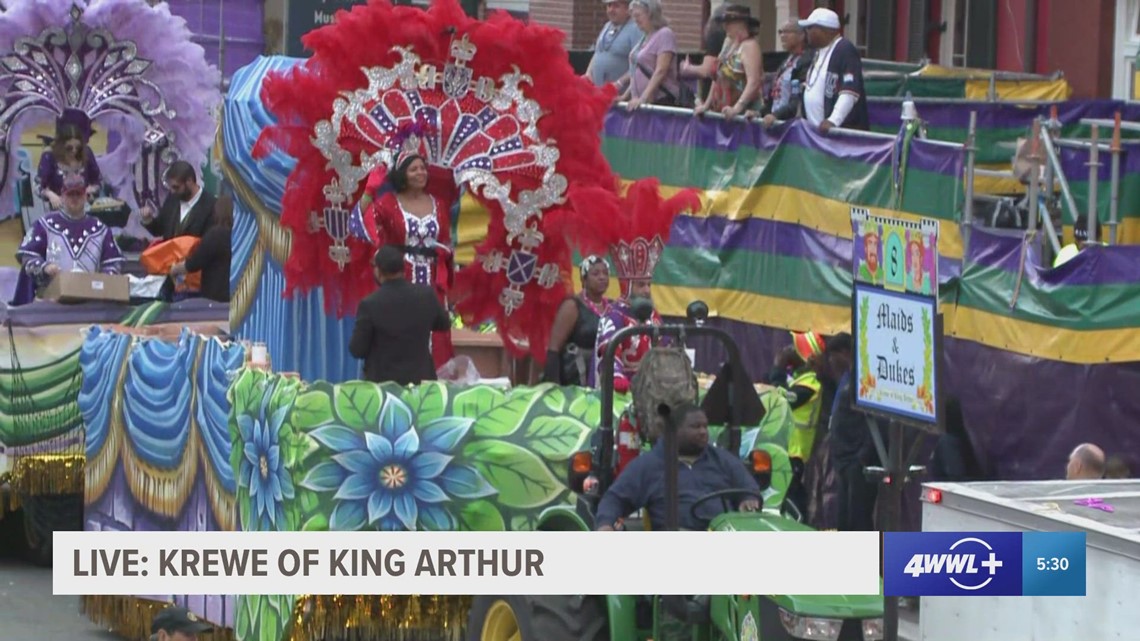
[[140, 236, 202, 291]]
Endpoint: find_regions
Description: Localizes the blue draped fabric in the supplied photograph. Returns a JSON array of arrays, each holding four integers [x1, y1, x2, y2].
[[224, 55, 359, 384]]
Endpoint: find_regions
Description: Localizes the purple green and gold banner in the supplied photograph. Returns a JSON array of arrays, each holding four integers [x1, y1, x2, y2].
[[598, 111, 964, 338], [863, 63, 1071, 101], [946, 224, 1140, 363]]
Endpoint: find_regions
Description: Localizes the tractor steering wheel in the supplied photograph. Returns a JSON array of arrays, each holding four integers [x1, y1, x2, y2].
[[688, 488, 765, 525]]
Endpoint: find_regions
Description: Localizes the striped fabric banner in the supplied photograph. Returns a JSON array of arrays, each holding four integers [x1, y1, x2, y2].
[[592, 109, 966, 339]]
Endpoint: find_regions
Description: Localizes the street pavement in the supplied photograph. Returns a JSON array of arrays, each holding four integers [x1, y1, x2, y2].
[[0, 552, 119, 640]]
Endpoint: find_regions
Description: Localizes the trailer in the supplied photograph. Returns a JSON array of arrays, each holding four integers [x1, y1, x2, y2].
[[917, 479, 1140, 640]]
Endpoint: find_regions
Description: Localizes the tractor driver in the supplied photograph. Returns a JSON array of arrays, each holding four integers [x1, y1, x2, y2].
[[595, 403, 761, 531]]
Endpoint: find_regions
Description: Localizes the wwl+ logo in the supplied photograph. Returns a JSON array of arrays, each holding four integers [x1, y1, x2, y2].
[[885, 532, 1022, 596]]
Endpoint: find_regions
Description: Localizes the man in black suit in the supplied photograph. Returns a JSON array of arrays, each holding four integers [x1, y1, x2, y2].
[[141, 160, 217, 240], [350, 244, 451, 385]]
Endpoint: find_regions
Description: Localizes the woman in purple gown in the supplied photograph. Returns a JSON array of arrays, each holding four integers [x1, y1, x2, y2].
[[36, 109, 102, 209]]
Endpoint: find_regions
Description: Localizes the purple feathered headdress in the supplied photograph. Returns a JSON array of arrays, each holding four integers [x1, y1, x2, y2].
[[0, 0, 222, 213]]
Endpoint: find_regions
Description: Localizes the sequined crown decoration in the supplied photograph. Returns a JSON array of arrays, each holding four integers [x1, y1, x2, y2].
[[312, 31, 569, 315], [610, 235, 665, 281], [388, 116, 438, 170]]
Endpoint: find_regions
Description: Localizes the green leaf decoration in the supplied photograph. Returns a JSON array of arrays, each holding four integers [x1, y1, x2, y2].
[[457, 500, 507, 531], [467, 388, 543, 438], [301, 513, 329, 531], [237, 486, 252, 531], [333, 381, 383, 430], [524, 415, 591, 460], [235, 595, 253, 641], [283, 432, 320, 470], [454, 385, 505, 418], [406, 381, 450, 423], [510, 513, 540, 531], [257, 595, 282, 641], [462, 440, 564, 509], [568, 392, 602, 426], [229, 370, 262, 419], [541, 386, 567, 413], [299, 489, 321, 514], [291, 388, 334, 431]]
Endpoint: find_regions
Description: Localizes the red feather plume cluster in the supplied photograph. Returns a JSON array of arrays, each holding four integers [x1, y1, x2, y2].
[[251, 0, 693, 361]]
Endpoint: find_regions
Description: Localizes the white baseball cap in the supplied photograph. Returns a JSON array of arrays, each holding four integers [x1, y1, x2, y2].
[[799, 8, 841, 29]]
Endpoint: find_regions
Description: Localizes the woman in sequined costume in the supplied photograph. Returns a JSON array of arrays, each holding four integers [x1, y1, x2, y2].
[[36, 109, 102, 210], [693, 4, 763, 119], [355, 154, 456, 370]]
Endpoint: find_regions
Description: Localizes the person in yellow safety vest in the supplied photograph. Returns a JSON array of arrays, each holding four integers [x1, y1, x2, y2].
[[766, 330, 826, 517]]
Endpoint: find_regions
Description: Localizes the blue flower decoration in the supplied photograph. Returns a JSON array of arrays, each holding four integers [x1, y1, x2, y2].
[[238, 400, 295, 531], [300, 394, 496, 531]]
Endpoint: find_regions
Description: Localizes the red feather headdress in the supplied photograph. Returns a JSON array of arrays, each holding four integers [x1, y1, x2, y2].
[[595, 179, 703, 294]]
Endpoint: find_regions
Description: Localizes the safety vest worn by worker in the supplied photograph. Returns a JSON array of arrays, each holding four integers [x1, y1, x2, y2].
[[787, 369, 822, 462]]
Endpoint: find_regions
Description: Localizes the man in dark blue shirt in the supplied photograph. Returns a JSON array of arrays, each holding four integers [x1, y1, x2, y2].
[[595, 404, 761, 531]]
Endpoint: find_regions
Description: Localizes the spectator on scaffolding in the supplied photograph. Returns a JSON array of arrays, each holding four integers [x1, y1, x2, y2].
[[585, 0, 643, 88], [693, 4, 763, 120], [615, 0, 682, 110], [752, 19, 813, 126], [799, 8, 869, 132], [170, 194, 233, 303], [679, 3, 726, 102]]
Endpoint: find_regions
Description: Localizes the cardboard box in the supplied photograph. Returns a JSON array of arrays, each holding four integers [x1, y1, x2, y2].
[[43, 271, 131, 304]]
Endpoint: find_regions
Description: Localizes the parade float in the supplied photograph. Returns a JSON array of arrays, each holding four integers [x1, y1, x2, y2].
[[0, 0, 223, 561]]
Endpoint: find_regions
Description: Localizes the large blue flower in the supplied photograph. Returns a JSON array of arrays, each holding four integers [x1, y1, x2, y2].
[[237, 401, 295, 531], [300, 394, 495, 531]]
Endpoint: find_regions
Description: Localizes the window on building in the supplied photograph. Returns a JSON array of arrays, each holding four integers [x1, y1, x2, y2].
[[945, 0, 996, 68]]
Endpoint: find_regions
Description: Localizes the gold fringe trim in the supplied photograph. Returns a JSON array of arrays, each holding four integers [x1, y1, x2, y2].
[[85, 342, 131, 506], [10, 454, 86, 497], [121, 426, 199, 519], [289, 596, 471, 641], [81, 595, 235, 641], [0, 472, 19, 515]]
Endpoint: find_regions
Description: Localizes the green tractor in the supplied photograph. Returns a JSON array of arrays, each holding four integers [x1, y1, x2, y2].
[[466, 321, 884, 641]]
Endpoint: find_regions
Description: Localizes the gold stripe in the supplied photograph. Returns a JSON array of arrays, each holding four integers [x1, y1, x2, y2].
[[654, 285, 1137, 364], [946, 304, 1140, 364], [455, 182, 965, 261]]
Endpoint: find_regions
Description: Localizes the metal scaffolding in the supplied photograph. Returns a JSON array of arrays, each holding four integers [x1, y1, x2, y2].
[[960, 105, 1129, 265]]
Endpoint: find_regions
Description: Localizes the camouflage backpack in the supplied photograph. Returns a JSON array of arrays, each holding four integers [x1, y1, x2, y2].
[[630, 345, 699, 443]]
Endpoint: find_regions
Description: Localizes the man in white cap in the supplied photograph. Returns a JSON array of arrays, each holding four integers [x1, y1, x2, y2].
[[798, 8, 869, 132], [585, 0, 644, 88]]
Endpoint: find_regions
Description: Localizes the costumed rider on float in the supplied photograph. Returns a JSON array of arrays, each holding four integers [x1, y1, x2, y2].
[[590, 182, 679, 484], [14, 171, 124, 304], [348, 116, 459, 371]]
